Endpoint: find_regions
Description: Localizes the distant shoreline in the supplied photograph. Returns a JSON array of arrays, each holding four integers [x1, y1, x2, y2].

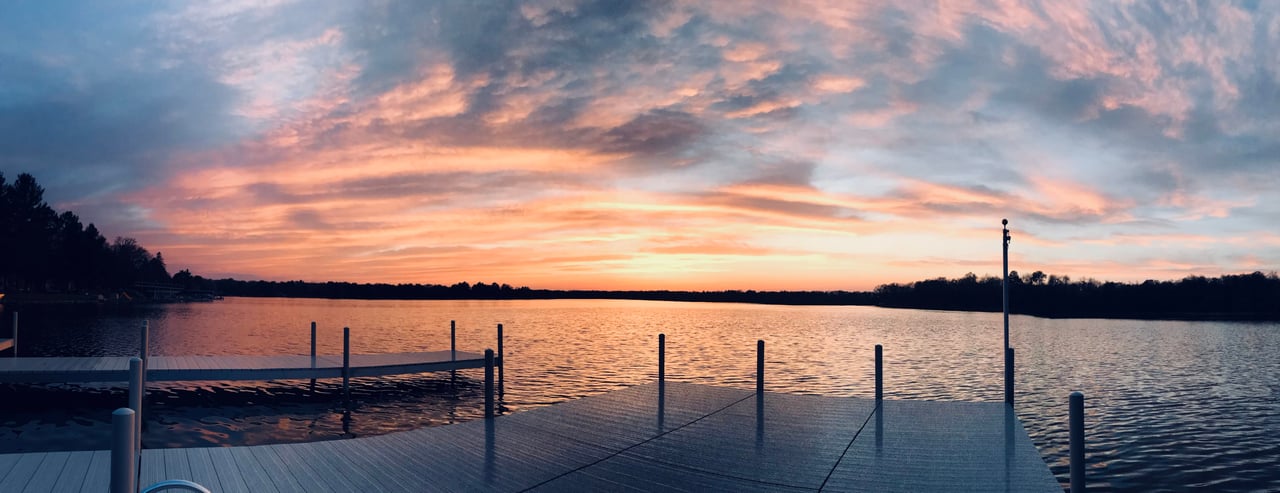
[[7, 291, 1274, 323], [5, 270, 1277, 323]]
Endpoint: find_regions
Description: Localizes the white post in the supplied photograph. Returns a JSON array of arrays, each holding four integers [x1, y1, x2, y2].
[[450, 320, 456, 361], [128, 357, 143, 455], [10, 312, 16, 358], [496, 323, 504, 385], [110, 408, 137, 493]]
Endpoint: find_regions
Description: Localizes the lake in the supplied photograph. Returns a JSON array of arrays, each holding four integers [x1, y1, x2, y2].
[[2, 297, 1277, 492]]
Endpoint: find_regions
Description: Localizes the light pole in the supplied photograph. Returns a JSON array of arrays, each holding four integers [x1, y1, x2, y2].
[[1003, 218, 1010, 350], [1002, 219, 1013, 406]]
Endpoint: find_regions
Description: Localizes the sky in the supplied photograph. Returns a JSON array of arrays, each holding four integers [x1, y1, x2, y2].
[[2, 0, 1278, 291]]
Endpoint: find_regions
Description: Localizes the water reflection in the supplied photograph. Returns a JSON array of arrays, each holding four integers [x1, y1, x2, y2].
[[755, 393, 764, 451], [874, 402, 883, 454], [484, 417, 495, 487], [656, 381, 665, 433]]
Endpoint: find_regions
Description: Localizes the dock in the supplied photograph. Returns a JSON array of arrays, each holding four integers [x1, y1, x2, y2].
[[0, 351, 486, 384], [0, 381, 1061, 492], [0, 329, 1080, 492], [0, 320, 498, 384]]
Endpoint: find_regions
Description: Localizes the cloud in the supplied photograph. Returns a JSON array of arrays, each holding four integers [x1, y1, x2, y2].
[[600, 109, 708, 156], [4, 0, 1279, 290]]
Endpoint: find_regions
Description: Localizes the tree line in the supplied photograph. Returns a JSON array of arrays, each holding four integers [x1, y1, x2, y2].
[[3, 172, 1276, 320], [874, 270, 1280, 320], [0, 173, 170, 293], [207, 278, 875, 305], [208, 272, 1280, 320]]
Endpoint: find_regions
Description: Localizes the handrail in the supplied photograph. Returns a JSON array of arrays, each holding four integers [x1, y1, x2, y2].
[[141, 480, 212, 493]]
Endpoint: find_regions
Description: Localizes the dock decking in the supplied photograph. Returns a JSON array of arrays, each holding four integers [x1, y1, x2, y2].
[[0, 382, 1062, 492], [0, 350, 487, 383]]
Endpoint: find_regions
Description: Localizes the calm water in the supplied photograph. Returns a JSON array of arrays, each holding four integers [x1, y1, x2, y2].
[[2, 297, 1278, 492]]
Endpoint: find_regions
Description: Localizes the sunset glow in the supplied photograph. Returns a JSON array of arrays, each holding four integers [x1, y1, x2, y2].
[[4, 1, 1278, 290]]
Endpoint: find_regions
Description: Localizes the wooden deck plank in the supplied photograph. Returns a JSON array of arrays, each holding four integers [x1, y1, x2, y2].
[[333, 435, 427, 491], [183, 448, 224, 493], [376, 424, 494, 489], [77, 450, 110, 493], [147, 356, 171, 371], [49, 451, 94, 493], [0, 452, 21, 484], [90, 357, 119, 372], [280, 442, 364, 492], [1, 382, 1061, 493], [504, 383, 753, 452], [0, 452, 44, 492], [245, 445, 308, 493], [534, 452, 813, 493], [0, 351, 486, 383], [618, 392, 875, 490], [261, 444, 336, 493], [206, 447, 252, 493], [139, 449, 167, 490], [225, 445, 282, 493], [162, 448, 193, 482], [823, 400, 1062, 493], [308, 438, 404, 491], [20, 451, 70, 493], [408, 413, 624, 491]]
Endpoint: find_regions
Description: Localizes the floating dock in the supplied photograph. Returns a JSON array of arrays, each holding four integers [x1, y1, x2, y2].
[[0, 351, 486, 383], [0, 321, 500, 384], [0, 382, 1061, 492]]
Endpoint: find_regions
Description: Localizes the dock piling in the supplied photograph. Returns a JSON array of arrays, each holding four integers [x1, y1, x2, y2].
[[110, 408, 137, 493], [342, 327, 350, 404], [139, 321, 149, 431], [128, 357, 143, 454], [658, 333, 665, 385], [310, 322, 317, 390], [497, 323, 504, 386], [1070, 391, 1085, 492], [484, 349, 495, 417], [756, 340, 765, 394], [10, 312, 16, 357], [140, 321, 149, 368], [450, 321, 458, 385], [1005, 347, 1015, 406], [875, 344, 883, 401]]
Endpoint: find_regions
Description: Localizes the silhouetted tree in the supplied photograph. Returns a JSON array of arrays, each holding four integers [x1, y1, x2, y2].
[[0, 172, 172, 293]]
